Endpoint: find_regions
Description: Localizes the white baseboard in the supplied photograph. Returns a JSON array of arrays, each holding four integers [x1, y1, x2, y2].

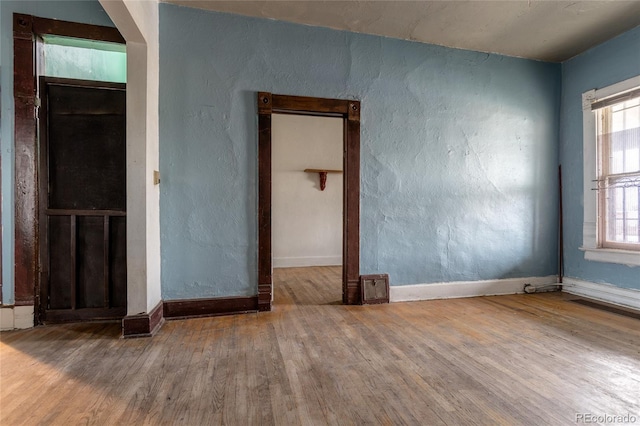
[[390, 275, 559, 303], [562, 277, 640, 311], [0, 305, 34, 331], [273, 256, 342, 268]]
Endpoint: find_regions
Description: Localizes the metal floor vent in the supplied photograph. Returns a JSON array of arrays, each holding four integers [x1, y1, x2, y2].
[[570, 299, 640, 321], [360, 274, 389, 304]]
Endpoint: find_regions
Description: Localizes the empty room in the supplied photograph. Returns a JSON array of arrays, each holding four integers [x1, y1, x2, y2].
[[1, 0, 639, 424]]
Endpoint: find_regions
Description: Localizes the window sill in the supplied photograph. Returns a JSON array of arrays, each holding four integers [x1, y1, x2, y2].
[[580, 247, 640, 267]]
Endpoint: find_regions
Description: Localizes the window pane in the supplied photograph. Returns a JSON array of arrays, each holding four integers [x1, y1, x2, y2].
[[626, 187, 639, 243], [598, 95, 640, 249], [598, 98, 640, 174], [627, 106, 640, 129], [606, 181, 640, 244], [607, 101, 640, 174], [43, 41, 126, 83]]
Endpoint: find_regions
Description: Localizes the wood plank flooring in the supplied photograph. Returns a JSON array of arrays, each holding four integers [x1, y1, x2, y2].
[[1, 266, 639, 425]]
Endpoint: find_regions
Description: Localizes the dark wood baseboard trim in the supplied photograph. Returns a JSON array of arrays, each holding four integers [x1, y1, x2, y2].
[[163, 296, 259, 320], [44, 307, 126, 324], [346, 279, 361, 305], [122, 300, 164, 338], [257, 285, 271, 312], [123, 296, 260, 335]]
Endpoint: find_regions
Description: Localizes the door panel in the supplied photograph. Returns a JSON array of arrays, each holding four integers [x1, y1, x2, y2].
[[109, 216, 128, 308], [39, 77, 127, 323], [48, 216, 72, 310], [48, 85, 126, 210], [76, 216, 105, 309]]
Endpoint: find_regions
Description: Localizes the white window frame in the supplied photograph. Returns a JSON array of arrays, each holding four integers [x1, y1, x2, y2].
[[581, 75, 640, 267]]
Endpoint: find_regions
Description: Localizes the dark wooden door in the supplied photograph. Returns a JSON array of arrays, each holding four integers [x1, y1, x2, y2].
[[39, 77, 127, 323]]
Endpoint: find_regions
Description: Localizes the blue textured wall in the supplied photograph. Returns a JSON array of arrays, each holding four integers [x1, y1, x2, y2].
[[560, 26, 640, 291], [159, 4, 561, 299], [0, 1, 114, 304]]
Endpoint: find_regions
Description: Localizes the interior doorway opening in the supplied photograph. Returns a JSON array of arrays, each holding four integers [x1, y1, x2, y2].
[[37, 32, 127, 324], [257, 93, 361, 311], [271, 114, 344, 305]]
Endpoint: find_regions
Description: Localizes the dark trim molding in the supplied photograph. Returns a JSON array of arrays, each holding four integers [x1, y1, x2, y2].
[[257, 93, 361, 309], [163, 296, 259, 320], [14, 14, 37, 307], [122, 301, 164, 338], [344, 99, 361, 305], [13, 13, 124, 317], [32, 16, 125, 43], [43, 307, 127, 324]]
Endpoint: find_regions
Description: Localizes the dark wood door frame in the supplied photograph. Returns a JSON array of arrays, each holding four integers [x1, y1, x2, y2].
[[13, 14, 124, 319], [257, 93, 361, 310]]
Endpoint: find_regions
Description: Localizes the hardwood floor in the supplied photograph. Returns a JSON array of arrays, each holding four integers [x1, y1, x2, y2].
[[1, 266, 639, 425]]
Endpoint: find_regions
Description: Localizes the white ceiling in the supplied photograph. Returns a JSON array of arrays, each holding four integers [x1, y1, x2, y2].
[[163, 0, 640, 62]]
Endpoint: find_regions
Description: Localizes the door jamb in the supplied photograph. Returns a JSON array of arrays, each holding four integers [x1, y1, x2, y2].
[[257, 93, 361, 309]]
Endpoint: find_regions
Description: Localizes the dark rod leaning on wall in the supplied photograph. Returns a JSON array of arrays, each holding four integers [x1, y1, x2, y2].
[[558, 165, 564, 285]]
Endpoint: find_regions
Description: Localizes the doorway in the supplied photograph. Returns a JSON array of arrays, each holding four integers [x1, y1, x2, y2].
[[272, 114, 343, 304], [38, 78, 127, 323], [257, 93, 361, 310], [13, 13, 126, 323]]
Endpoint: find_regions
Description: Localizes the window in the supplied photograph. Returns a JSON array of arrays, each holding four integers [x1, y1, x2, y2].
[[595, 97, 640, 250], [42, 35, 126, 83], [581, 76, 640, 266]]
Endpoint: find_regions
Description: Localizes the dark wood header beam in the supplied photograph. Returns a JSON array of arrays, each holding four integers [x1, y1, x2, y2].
[[32, 16, 124, 43]]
